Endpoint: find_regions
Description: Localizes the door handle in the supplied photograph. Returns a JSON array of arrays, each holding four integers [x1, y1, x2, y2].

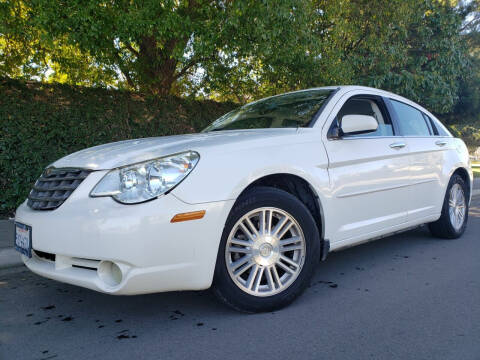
[[435, 140, 447, 147], [389, 142, 406, 149]]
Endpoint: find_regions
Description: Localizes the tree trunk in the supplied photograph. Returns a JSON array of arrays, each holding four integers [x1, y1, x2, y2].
[[138, 36, 182, 96]]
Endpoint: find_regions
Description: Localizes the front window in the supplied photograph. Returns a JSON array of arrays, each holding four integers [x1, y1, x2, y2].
[[203, 89, 333, 132], [333, 97, 394, 137]]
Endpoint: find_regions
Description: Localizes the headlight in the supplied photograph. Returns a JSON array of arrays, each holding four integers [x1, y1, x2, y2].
[[90, 151, 199, 204]]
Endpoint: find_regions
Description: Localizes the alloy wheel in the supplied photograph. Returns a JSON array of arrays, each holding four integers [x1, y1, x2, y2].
[[225, 207, 306, 297], [449, 183, 466, 231]]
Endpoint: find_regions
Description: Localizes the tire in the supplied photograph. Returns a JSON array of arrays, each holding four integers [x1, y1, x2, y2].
[[212, 186, 320, 313], [428, 174, 469, 239]]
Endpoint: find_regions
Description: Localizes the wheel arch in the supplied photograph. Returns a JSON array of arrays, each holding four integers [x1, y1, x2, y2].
[[451, 166, 471, 200], [235, 173, 327, 257]]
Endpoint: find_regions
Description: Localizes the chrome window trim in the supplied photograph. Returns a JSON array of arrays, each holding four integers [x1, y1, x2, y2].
[[327, 135, 401, 141]]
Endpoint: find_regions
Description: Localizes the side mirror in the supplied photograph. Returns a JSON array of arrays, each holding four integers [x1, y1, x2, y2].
[[340, 115, 378, 136]]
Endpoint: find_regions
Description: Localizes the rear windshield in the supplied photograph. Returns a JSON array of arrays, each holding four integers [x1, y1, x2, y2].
[[203, 89, 333, 132]]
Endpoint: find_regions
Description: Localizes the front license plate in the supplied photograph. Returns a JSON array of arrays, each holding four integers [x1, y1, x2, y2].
[[14, 222, 32, 258]]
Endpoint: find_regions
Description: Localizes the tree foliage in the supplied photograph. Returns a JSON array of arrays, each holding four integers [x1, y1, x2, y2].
[[0, 0, 478, 114], [319, 0, 470, 113], [21, 0, 323, 98], [0, 0, 118, 85]]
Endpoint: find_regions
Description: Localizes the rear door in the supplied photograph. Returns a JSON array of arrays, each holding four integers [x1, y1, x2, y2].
[[386, 98, 450, 220], [322, 92, 411, 244]]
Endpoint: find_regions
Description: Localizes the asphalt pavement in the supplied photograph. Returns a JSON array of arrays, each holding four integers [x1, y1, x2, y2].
[[1, 197, 479, 360]]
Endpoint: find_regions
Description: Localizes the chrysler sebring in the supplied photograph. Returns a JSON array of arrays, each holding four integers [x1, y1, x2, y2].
[[14, 86, 472, 312]]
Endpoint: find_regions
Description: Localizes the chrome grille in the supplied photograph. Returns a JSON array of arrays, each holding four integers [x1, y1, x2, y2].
[[27, 168, 92, 210]]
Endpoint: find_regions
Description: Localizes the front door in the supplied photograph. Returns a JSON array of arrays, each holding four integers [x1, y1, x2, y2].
[[323, 94, 411, 244]]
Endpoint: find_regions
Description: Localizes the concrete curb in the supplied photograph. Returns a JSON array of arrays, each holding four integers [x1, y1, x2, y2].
[[0, 248, 23, 269], [0, 219, 23, 269], [0, 219, 14, 249]]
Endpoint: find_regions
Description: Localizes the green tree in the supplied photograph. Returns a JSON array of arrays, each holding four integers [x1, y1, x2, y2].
[[442, 0, 480, 149], [370, 0, 469, 114], [454, 0, 480, 118], [0, 0, 48, 79], [0, 0, 118, 86], [1, 0, 476, 114], [313, 0, 470, 113], [24, 0, 323, 97]]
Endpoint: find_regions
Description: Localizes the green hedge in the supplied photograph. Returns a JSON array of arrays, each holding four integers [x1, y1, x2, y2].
[[0, 78, 236, 217]]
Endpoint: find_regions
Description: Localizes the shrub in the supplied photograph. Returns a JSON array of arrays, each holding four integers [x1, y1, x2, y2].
[[447, 123, 480, 153], [0, 78, 236, 217]]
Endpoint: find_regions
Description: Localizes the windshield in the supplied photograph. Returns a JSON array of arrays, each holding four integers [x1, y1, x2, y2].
[[203, 89, 333, 132]]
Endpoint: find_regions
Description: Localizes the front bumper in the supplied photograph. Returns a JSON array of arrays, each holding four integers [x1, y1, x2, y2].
[[15, 170, 234, 295]]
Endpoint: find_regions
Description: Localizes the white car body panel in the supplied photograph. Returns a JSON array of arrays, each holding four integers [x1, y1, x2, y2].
[[402, 136, 451, 220], [16, 170, 235, 293], [322, 136, 411, 241], [172, 131, 331, 205], [52, 129, 300, 170], [15, 85, 473, 295]]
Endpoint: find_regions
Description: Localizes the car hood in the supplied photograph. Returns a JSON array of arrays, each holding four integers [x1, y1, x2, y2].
[[51, 129, 299, 170]]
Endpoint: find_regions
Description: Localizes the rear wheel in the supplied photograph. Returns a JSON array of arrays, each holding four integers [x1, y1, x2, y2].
[[428, 174, 469, 239], [213, 187, 320, 312]]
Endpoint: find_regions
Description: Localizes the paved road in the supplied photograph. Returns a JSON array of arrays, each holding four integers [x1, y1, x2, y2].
[[1, 197, 480, 360]]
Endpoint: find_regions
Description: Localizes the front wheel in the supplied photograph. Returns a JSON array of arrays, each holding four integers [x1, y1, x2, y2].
[[428, 174, 469, 239], [213, 187, 320, 312]]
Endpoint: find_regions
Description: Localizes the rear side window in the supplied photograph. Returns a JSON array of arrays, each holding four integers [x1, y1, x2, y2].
[[424, 114, 451, 137], [390, 99, 431, 136], [423, 114, 438, 135]]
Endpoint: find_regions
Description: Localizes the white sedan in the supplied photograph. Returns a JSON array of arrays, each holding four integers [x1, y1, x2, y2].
[[14, 86, 472, 312]]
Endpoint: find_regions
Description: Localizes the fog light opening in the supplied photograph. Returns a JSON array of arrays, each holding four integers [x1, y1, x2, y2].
[[98, 261, 123, 287]]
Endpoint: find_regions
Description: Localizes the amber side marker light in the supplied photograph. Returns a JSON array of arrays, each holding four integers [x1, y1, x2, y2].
[[170, 210, 206, 223]]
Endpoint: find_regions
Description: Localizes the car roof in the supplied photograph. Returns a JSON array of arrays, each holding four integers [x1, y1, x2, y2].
[[243, 85, 438, 123], [297, 85, 438, 120]]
